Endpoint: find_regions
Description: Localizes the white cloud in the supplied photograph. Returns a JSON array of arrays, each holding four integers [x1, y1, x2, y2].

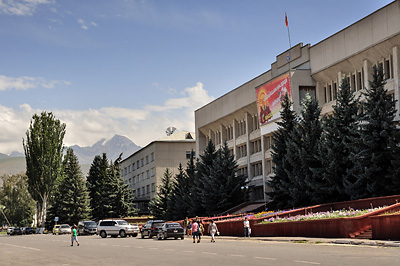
[[0, 82, 214, 154], [0, 75, 71, 91], [0, 0, 54, 16], [77, 18, 97, 30]]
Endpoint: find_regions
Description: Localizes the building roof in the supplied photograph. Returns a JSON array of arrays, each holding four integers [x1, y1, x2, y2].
[[156, 131, 195, 142], [120, 131, 195, 163]]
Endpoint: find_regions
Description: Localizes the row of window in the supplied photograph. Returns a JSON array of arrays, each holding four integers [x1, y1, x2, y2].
[[132, 183, 156, 198], [224, 114, 260, 142], [237, 145, 247, 159], [127, 168, 156, 184], [122, 152, 155, 177], [323, 57, 393, 104]]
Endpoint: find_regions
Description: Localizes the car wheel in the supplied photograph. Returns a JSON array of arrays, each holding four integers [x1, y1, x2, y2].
[[141, 232, 144, 239], [181, 236, 184, 240], [100, 231, 107, 238], [132, 233, 138, 237], [119, 230, 127, 238], [157, 234, 162, 240]]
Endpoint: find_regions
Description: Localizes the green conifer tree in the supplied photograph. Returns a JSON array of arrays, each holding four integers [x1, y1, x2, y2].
[[268, 93, 298, 209], [285, 94, 322, 207], [48, 148, 90, 226], [149, 168, 173, 219], [345, 65, 399, 199], [86, 154, 109, 220], [190, 140, 216, 217], [315, 77, 359, 203], [169, 164, 189, 220]]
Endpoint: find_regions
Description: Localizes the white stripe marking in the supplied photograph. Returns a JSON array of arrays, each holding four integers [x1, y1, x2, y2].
[[202, 252, 217, 255], [254, 256, 277, 260], [293, 260, 321, 265], [228, 254, 246, 257]]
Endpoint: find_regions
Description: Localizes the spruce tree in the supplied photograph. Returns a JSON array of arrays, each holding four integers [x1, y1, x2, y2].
[[169, 164, 190, 220], [345, 65, 399, 199], [315, 77, 359, 203], [201, 142, 244, 216], [149, 168, 173, 219], [268, 93, 298, 209], [86, 154, 109, 220], [47, 148, 90, 226], [285, 94, 323, 207], [190, 140, 216, 217]]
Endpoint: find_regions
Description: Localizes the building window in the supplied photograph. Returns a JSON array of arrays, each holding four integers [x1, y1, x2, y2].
[[151, 152, 154, 162], [151, 183, 156, 192], [252, 162, 262, 177], [299, 86, 316, 104], [237, 145, 247, 158], [251, 139, 261, 154], [238, 167, 248, 177], [351, 74, 356, 92], [146, 155, 149, 164], [137, 160, 140, 169], [146, 185, 150, 194], [385, 58, 392, 79], [328, 84, 332, 102], [265, 160, 274, 175], [137, 188, 141, 197], [146, 170, 149, 179], [141, 158, 144, 167]]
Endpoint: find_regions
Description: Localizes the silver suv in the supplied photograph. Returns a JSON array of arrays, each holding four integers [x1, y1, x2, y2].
[[97, 219, 139, 238]]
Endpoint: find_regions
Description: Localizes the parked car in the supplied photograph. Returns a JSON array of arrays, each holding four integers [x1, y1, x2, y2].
[[11, 227, 23, 235], [78, 221, 97, 235], [97, 219, 139, 238], [59, 224, 71, 234], [7, 227, 14, 235], [157, 222, 184, 240], [52, 224, 61, 235], [24, 227, 35, 234], [141, 220, 165, 239]]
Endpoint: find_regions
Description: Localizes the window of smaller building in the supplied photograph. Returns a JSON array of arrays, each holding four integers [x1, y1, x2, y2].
[[146, 185, 150, 194], [146, 155, 149, 164], [151, 152, 154, 162], [151, 183, 156, 192], [186, 151, 195, 159]]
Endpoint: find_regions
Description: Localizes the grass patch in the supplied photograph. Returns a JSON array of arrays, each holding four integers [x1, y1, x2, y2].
[[292, 240, 309, 244]]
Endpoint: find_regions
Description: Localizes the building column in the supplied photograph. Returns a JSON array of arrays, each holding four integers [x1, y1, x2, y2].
[[363, 59, 372, 91], [393, 45, 400, 120]]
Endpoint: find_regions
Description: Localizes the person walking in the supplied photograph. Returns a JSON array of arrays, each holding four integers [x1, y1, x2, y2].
[[71, 225, 80, 246], [192, 220, 201, 243], [208, 220, 219, 243], [243, 217, 250, 237]]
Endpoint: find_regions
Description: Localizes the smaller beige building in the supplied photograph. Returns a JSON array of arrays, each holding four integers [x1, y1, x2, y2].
[[120, 131, 196, 214]]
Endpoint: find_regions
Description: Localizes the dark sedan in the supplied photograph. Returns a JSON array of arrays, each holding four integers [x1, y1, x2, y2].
[[24, 227, 35, 234], [157, 223, 184, 240]]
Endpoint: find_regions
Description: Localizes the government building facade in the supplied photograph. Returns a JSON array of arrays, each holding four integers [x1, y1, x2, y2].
[[195, 0, 400, 205]]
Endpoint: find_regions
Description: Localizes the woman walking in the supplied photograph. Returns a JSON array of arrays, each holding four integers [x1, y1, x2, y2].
[[208, 220, 219, 243]]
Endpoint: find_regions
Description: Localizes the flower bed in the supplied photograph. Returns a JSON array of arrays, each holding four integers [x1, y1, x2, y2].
[[260, 208, 381, 224]]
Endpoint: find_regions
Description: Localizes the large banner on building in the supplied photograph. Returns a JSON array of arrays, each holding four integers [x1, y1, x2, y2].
[[256, 73, 291, 126]]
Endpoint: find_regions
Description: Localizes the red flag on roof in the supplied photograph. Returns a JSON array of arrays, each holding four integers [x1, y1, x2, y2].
[[285, 12, 288, 27]]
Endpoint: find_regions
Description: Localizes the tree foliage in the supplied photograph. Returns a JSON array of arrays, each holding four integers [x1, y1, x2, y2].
[[345, 65, 400, 199], [47, 148, 90, 227], [0, 174, 35, 227], [268, 93, 298, 209], [315, 77, 360, 203], [87, 153, 136, 220], [149, 168, 174, 219], [23, 111, 66, 227]]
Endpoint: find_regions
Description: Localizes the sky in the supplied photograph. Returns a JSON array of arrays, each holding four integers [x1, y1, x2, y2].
[[0, 0, 394, 154]]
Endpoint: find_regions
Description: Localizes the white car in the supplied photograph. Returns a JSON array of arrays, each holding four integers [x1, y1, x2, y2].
[[97, 220, 139, 238], [58, 224, 72, 234], [6, 227, 14, 235]]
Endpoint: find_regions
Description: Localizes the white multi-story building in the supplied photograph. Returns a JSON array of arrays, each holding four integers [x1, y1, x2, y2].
[[120, 131, 195, 214], [195, 0, 400, 205]]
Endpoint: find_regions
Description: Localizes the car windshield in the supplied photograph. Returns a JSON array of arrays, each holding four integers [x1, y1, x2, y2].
[[153, 222, 164, 227], [166, 223, 181, 228], [61, 225, 69, 228], [117, 220, 129, 225], [84, 221, 97, 227]]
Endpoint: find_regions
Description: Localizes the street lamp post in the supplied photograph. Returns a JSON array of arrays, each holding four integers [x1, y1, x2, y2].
[[0, 205, 11, 227]]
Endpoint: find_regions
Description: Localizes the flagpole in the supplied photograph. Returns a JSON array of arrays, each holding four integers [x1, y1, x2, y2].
[[285, 12, 292, 85]]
